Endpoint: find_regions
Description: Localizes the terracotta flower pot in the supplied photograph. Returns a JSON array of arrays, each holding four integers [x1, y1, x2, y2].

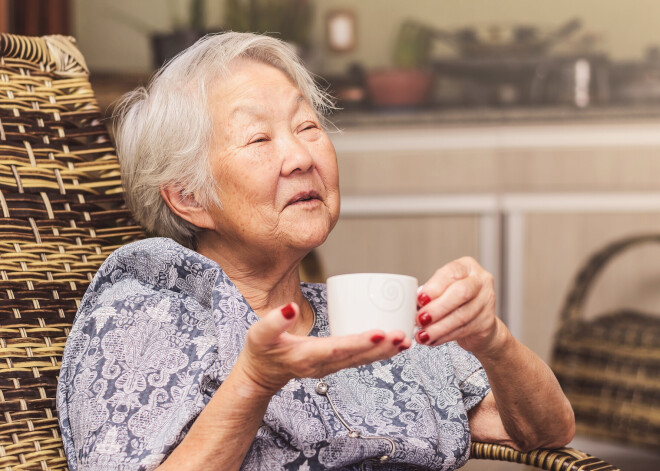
[[366, 68, 434, 107]]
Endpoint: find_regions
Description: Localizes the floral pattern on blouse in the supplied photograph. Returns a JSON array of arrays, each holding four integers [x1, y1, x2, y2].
[[57, 238, 490, 470]]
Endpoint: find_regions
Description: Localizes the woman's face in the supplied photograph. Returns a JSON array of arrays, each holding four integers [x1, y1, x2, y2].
[[203, 59, 340, 258]]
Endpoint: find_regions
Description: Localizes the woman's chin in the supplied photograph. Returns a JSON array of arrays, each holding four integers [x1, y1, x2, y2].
[[294, 232, 329, 252], [284, 223, 331, 252], [281, 208, 335, 244]]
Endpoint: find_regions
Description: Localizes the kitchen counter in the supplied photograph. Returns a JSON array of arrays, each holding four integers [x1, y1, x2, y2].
[[89, 73, 660, 127], [329, 104, 660, 128]]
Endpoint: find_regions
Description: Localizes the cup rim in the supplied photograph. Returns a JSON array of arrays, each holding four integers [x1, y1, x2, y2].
[[327, 273, 418, 283]]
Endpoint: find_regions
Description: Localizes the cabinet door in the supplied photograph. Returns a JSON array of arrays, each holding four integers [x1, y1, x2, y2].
[[515, 212, 660, 362]]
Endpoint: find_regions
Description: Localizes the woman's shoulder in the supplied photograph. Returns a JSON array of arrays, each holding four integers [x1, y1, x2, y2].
[[62, 237, 225, 380], [60, 236, 223, 365], [93, 237, 220, 299], [106, 237, 220, 283]]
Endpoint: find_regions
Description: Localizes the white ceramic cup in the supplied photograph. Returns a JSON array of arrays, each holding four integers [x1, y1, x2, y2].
[[326, 273, 418, 337]]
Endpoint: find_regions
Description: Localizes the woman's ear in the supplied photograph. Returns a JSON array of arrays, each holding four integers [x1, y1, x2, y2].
[[160, 185, 215, 230]]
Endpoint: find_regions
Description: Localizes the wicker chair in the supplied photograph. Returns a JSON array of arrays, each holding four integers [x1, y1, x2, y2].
[[0, 33, 143, 469], [0, 33, 619, 471]]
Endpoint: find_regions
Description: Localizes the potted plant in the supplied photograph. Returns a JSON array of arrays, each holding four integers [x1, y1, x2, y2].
[[223, 0, 313, 58], [366, 20, 435, 108]]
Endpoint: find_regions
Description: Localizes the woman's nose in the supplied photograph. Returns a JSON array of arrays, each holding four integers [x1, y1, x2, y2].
[[280, 134, 314, 175]]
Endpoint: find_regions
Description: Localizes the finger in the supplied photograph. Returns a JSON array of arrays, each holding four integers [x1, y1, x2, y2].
[[249, 302, 299, 347], [342, 330, 411, 365], [430, 309, 499, 351], [416, 288, 490, 345], [299, 329, 389, 364], [417, 276, 480, 325], [429, 323, 473, 347], [297, 331, 407, 376], [418, 258, 475, 308], [429, 287, 496, 348]]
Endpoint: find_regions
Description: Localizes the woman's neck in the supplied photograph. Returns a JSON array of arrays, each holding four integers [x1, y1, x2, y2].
[[197, 235, 315, 336]]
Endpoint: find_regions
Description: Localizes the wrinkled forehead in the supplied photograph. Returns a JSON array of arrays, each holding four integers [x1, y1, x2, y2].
[[210, 58, 316, 117], [215, 57, 303, 98], [159, 56, 297, 98]]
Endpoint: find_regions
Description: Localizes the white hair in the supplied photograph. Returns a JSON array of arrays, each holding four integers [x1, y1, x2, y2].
[[114, 32, 335, 249]]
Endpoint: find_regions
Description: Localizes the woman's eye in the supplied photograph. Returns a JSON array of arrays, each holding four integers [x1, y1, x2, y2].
[[249, 136, 268, 145], [301, 123, 318, 132]]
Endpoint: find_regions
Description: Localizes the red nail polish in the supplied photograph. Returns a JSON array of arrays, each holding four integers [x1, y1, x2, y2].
[[370, 334, 385, 343], [418, 312, 432, 327], [398, 344, 409, 352], [418, 292, 431, 307], [392, 337, 403, 346], [281, 303, 295, 319], [418, 330, 430, 344]]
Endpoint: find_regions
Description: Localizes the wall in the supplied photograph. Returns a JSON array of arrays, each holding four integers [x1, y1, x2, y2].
[[74, 0, 660, 74], [327, 121, 660, 362]]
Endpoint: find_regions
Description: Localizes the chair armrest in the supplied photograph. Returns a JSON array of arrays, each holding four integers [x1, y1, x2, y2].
[[470, 441, 620, 470]]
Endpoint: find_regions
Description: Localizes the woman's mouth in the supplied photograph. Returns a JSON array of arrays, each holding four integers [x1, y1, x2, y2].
[[287, 191, 322, 206]]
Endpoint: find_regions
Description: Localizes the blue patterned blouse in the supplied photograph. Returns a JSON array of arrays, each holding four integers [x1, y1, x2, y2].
[[57, 238, 491, 470]]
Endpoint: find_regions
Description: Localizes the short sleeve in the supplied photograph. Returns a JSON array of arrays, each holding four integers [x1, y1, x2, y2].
[[445, 342, 491, 411], [57, 277, 219, 470]]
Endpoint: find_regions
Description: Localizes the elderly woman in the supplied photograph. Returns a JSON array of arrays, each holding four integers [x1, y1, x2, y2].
[[57, 32, 574, 470]]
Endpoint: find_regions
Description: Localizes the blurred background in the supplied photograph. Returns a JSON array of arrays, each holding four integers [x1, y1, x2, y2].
[[3, 0, 660, 469]]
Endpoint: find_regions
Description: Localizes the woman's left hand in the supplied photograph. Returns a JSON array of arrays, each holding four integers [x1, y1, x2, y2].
[[416, 257, 576, 451], [415, 256, 501, 355]]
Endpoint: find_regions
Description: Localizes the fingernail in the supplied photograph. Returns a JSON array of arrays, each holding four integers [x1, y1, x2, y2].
[[418, 312, 432, 326], [418, 292, 431, 307], [392, 337, 403, 346], [281, 303, 295, 319], [417, 330, 430, 344], [370, 334, 385, 343], [398, 344, 409, 352]]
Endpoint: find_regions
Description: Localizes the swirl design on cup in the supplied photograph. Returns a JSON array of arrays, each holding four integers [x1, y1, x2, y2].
[[368, 277, 405, 312]]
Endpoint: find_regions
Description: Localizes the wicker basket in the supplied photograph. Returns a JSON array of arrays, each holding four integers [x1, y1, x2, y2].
[[552, 234, 660, 449]]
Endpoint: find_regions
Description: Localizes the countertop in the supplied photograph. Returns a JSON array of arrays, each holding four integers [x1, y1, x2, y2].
[[328, 104, 660, 129], [89, 73, 660, 128]]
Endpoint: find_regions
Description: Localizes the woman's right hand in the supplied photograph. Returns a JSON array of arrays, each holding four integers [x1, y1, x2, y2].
[[234, 302, 411, 396]]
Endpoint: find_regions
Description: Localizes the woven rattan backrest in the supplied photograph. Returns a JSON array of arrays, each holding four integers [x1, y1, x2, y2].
[[0, 33, 143, 470]]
